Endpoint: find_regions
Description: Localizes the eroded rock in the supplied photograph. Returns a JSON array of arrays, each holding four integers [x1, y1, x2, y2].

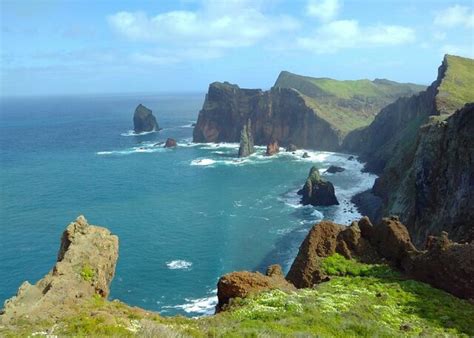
[[298, 166, 339, 206], [134, 104, 159, 133], [164, 138, 177, 148], [265, 140, 279, 156]]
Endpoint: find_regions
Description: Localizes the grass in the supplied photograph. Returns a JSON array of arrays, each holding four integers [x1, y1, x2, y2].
[[3, 255, 474, 337], [80, 263, 95, 282], [437, 55, 474, 114], [274, 71, 425, 135]]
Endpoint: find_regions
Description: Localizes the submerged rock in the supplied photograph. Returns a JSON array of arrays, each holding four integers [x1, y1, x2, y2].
[[302, 152, 310, 159], [298, 166, 339, 206], [164, 138, 177, 148], [216, 264, 295, 312], [326, 165, 345, 173], [133, 104, 159, 133], [0, 216, 118, 324], [265, 140, 279, 156], [238, 119, 255, 158]]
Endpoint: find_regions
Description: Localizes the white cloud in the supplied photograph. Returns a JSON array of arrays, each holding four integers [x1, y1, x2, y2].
[[306, 0, 341, 22], [440, 44, 474, 58], [297, 20, 415, 54], [107, 0, 298, 64], [434, 5, 474, 28]]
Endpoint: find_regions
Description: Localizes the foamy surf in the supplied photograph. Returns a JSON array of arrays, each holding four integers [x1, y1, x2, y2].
[[162, 290, 218, 316], [191, 158, 216, 166], [166, 260, 193, 270], [121, 130, 158, 137]]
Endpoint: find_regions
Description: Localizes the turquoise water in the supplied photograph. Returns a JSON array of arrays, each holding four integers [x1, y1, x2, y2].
[[0, 93, 376, 316]]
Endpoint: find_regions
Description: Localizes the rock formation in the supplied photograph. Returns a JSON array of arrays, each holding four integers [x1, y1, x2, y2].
[[286, 216, 474, 300], [133, 104, 159, 133], [193, 75, 424, 150], [0, 216, 119, 325], [238, 120, 255, 157], [164, 138, 177, 148], [265, 140, 279, 156], [298, 166, 339, 206], [216, 264, 296, 312], [344, 55, 474, 245], [326, 165, 345, 173], [286, 144, 297, 152]]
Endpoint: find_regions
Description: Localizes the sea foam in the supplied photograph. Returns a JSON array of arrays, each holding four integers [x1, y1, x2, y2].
[[166, 260, 193, 270]]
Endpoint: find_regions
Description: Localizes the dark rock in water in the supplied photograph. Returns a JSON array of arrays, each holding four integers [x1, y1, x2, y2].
[[265, 140, 279, 156], [351, 189, 383, 223], [326, 165, 345, 173], [216, 264, 295, 312], [298, 167, 339, 206], [164, 138, 177, 148], [133, 104, 159, 133], [238, 119, 255, 158], [286, 144, 297, 152], [347, 155, 355, 161], [302, 152, 310, 158], [191, 123, 196, 127]]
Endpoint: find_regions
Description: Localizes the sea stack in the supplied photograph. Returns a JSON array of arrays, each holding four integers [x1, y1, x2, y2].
[[298, 166, 339, 206], [133, 104, 159, 133], [238, 119, 255, 158], [265, 140, 279, 156]]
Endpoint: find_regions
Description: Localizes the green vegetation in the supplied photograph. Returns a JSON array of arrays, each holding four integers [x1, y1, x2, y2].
[[437, 55, 474, 114], [3, 255, 474, 337], [80, 264, 95, 282], [275, 70, 425, 134]]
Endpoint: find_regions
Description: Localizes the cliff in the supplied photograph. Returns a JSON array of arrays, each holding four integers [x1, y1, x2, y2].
[[344, 55, 474, 245], [193, 74, 424, 150]]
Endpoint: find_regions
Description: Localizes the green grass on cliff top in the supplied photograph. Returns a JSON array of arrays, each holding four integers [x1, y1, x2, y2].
[[274, 71, 425, 135], [4, 255, 474, 337], [437, 55, 474, 114]]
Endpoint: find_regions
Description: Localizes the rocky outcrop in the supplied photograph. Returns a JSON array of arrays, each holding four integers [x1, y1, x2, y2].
[[216, 264, 295, 312], [298, 167, 339, 206], [193, 82, 342, 151], [345, 55, 474, 245], [164, 138, 177, 148], [265, 140, 279, 156], [286, 144, 297, 152], [1, 216, 118, 325], [134, 104, 159, 133], [238, 120, 255, 157], [287, 216, 474, 300], [326, 165, 345, 173]]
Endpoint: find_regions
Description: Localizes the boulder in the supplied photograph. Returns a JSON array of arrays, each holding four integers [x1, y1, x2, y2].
[[302, 152, 310, 158], [326, 165, 345, 173], [1, 216, 119, 324], [265, 140, 279, 156], [298, 167, 339, 206], [238, 119, 255, 158], [164, 138, 177, 148], [133, 104, 159, 133], [286, 144, 297, 152], [216, 264, 295, 312]]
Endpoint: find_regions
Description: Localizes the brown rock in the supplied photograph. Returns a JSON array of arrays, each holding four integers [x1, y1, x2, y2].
[[216, 265, 295, 312], [1, 216, 119, 324], [164, 138, 177, 148], [265, 140, 279, 156]]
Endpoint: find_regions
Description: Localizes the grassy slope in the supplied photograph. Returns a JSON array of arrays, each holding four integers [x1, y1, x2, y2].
[[275, 71, 425, 135], [4, 255, 473, 337], [436, 55, 474, 114]]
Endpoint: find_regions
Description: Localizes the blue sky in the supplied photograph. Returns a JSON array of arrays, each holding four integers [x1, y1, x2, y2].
[[1, 0, 473, 96]]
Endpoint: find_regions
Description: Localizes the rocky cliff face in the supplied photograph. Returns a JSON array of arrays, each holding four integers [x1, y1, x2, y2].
[[344, 55, 474, 245], [193, 82, 342, 151], [134, 104, 159, 133], [286, 217, 474, 300], [1, 216, 119, 325]]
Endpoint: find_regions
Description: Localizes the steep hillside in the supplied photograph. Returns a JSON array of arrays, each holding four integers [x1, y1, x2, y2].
[[345, 55, 474, 245], [275, 71, 425, 134], [193, 74, 424, 150]]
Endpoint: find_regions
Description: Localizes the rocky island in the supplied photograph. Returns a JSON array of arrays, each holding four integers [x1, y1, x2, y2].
[[133, 104, 159, 133], [298, 166, 339, 206]]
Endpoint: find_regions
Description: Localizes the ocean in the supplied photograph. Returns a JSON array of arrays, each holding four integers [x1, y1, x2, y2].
[[0, 93, 376, 316]]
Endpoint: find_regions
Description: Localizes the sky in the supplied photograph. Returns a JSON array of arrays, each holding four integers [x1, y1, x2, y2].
[[1, 0, 473, 97]]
